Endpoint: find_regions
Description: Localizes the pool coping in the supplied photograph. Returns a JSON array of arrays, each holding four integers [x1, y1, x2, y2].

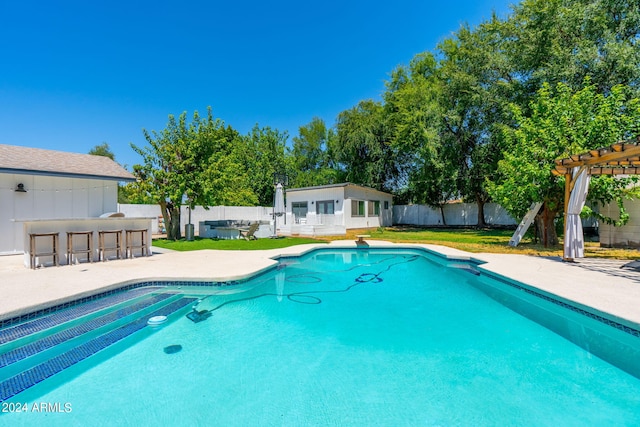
[[1, 240, 639, 331]]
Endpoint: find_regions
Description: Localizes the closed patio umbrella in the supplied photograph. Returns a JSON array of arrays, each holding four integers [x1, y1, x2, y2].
[[274, 183, 285, 216], [272, 183, 285, 237]]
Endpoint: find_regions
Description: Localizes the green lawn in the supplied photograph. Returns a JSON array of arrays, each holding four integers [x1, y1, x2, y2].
[[330, 227, 551, 254], [359, 227, 513, 244], [152, 227, 640, 259], [333, 226, 640, 259], [152, 236, 326, 251]]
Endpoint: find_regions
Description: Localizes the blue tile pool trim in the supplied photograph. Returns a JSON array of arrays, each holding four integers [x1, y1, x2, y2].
[[479, 269, 640, 338], [0, 293, 177, 368], [0, 287, 164, 344], [0, 280, 240, 330], [0, 297, 197, 403]]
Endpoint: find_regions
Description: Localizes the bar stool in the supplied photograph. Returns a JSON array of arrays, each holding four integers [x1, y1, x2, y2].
[[125, 228, 149, 258], [98, 230, 123, 261], [29, 232, 60, 269], [66, 231, 94, 265]]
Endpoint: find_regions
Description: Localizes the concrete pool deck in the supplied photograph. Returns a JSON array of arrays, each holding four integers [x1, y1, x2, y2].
[[1, 240, 639, 329]]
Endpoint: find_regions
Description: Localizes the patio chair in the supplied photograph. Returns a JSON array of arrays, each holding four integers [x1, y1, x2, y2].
[[240, 222, 259, 241]]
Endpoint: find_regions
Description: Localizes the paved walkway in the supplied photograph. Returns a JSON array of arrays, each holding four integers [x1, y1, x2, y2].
[[1, 241, 639, 329]]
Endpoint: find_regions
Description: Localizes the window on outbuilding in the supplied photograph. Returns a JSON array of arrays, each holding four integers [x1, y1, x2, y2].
[[351, 200, 365, 217], [368, 200, 380, 216], [384, 201, 389, 210], [292, 202, 308, 219], [316, 200, 334, 215]]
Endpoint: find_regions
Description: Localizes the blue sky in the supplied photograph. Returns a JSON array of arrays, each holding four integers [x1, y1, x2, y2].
[[0, 0, 512, 169]]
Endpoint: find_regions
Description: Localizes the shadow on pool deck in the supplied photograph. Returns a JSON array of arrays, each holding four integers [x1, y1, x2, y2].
[[539, 256, 640, 283]]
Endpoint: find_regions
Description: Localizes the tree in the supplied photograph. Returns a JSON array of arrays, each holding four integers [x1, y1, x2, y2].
[[89, 142, 116, 160], [334, 100, 401, 192], [435, 22, 515, 227], [382, 23, 515, 225], [198, 124, 257, 206], [89, 142, 135, 204], [503, 0, 640, 97], [131, 108, 255, 240], [374, 0, 640, 229], [383, 52, 456, 218], [488, 80, 640, 245], [238, 125, 289, 206], [474, 0, 640, 236], [131, 113, 197, 240], [289, 117, 341, 188]]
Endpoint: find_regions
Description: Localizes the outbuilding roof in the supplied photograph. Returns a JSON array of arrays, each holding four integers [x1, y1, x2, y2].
[[287, 182, 392, 197], [0, 144, 135, 181]]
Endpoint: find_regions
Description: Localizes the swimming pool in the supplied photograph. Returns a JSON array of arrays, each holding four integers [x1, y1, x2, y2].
[[1, 248, 639, 425]]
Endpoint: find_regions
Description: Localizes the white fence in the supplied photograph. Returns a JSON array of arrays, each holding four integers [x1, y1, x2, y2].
[[392, 203, 602, 229], [119, 202, 519, 234], [118, 202, 607, 234], [393, 203, 517, 227], [118, 204, 274, 234]]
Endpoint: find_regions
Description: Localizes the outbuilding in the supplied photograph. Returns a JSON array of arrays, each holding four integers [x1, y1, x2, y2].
[[279, 183, 393, 236]]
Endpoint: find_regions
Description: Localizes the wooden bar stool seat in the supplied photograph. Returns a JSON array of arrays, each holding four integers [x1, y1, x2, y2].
[[66, 231, 94, 265], [29, 232, 60, 269], [125, 228, 149, 258], [98, 230, 123, 261]]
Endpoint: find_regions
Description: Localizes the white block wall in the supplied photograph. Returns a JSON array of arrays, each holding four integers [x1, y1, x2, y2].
[[599, 200, 640, 247], [392, 203, 517, 227]]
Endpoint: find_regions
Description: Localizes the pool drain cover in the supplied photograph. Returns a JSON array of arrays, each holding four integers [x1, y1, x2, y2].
[[164, 345, 182, 354]]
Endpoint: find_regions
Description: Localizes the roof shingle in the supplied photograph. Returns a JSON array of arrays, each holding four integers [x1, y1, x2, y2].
[[0, 144, 135, 181]]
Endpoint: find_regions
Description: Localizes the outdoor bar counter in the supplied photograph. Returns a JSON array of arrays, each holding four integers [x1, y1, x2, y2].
[[21, 217, 153, 268]]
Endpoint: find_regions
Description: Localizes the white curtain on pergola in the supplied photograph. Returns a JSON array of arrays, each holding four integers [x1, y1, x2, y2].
[[564, 167, 591, 259]]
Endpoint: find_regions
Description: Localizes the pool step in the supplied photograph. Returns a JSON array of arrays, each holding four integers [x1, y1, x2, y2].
[[0, 293, 197, 403], [0, 292, 181, 373], [0, 286, 166, 346]]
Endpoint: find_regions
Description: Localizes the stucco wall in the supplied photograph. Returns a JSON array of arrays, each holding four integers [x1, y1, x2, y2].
[[283, 185, 393, 229], [285, 186, 346, 226], [344, 186, 393, 228]]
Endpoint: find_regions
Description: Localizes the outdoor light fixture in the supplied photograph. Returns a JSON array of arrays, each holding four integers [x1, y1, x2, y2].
[[15, 183, 27, 193]]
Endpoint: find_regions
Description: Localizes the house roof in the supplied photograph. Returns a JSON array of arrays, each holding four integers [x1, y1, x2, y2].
[[287, 182, 392, 197], [0, 144, 135, 181]]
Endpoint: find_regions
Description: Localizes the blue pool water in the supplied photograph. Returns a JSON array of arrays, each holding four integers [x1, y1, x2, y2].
[[1, 248, 640, 425]]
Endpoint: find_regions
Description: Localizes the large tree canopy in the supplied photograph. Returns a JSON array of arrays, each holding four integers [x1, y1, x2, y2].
[[488, 81, 640, 245], [383, 52, 455, 213], [334, 100, 401, 192], [504, 0, 640, 95], [288, 117, 341, 188], [238, 125, 289, 206], [131, 109, 256, 240]]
